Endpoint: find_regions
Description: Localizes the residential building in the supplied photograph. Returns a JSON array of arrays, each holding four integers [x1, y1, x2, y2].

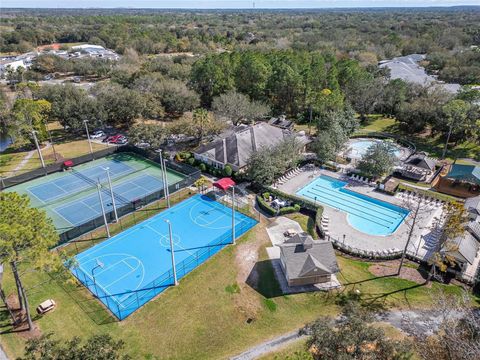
[[193, 122, 309, 172], [279, 232, 339, 287], [465, 195, 480, 221]]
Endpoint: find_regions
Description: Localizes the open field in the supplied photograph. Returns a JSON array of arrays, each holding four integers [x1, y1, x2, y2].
[[0, 210, 474, 359], [0, 121, 112, 178], [357, 115, 480, 163]]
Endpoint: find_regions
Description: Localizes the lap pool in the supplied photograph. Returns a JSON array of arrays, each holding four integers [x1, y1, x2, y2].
[[296, 175, 409, 236]]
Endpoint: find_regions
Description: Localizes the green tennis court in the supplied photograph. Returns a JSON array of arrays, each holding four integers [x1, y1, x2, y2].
[[4, 153, 186, 232]]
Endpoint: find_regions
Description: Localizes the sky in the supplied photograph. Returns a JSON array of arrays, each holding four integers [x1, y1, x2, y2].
[[2, 1, 479, 8]]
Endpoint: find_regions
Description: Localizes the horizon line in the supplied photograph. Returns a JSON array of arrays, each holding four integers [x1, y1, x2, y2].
[[2, 5, 480, 10]]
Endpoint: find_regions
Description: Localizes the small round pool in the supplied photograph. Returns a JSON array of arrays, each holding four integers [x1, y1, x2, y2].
[[345, 138, 403, 160]]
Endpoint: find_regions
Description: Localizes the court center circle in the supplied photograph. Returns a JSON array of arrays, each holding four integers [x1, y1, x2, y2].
[[159, 233, 182, 248]]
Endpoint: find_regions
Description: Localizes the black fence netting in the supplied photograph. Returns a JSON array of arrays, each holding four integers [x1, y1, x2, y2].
[[2, 144, 201, 243], [1, 146, 118, 190]]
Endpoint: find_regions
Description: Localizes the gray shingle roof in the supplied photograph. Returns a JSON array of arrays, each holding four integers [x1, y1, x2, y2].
[[467, 221, 480, 241], [448, 232, 479, 265], [194, 122, 309, 169], [465, 196, 480, 215], [406, 153, 436, 171], [279, 233, 339, 281]]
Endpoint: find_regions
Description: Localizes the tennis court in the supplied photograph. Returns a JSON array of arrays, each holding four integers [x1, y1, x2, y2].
[[71, 194, 257, 319], [4, 153, 187, 233]]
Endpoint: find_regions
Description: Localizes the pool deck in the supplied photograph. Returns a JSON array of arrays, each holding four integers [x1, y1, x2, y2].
[[277, 168, 443, 255]]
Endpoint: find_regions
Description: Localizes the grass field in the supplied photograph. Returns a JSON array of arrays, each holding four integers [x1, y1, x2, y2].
[[0, 210, 474, 360], [357, 115, 480, 163]]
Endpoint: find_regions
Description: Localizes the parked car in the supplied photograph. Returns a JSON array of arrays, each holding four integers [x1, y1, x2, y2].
[[90, 130, 105, 139], [135, 142, 150, 149], [103, 134, 121, 143], [36, 299, 56, 314], [116, 138, 128, 145]]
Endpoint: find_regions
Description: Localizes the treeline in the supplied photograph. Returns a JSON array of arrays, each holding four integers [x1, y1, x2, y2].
[[190, 50, 374, 118], [2, 9, 479, 60]]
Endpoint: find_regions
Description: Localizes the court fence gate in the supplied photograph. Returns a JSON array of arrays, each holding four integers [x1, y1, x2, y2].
[[70, 221, 254, 320]]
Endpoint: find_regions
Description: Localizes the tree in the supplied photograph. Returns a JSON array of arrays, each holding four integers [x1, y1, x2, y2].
[[441, 99, 470, 146], [212, 90, 270, 125], [19, 332, 131, 360], [156, 79, 200, 115], [344, 76, 384, 121], [429, 202, 469, 278], [406, 290, 480, 360], [357, 142, 396, 178], [128, 123, 169, 149], [246, 137, 303, 185], [10, 99, 51, 143], [93, 83, 145, 127], [440, 99, 472, 159], [305, 302, 412, 359], [35, 84, 100, 133], [171, 109, 225, 144], [0, 192, 58, 330]]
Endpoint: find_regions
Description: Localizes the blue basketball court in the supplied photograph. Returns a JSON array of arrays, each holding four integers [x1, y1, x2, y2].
[[71, 194, 257, 319]]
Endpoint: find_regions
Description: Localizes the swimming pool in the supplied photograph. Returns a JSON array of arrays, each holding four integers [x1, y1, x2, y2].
[[347, 139, 402, 159], [296, 176, 409, 236]]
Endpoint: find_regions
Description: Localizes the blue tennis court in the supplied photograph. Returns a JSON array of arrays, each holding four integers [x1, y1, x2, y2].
[[54, 174, 166, 226], [27, 160, 134, 203], [71, 194, 257, 319]]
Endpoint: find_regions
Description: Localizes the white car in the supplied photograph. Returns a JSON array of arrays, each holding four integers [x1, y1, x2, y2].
[[90, 131, 105, 139]]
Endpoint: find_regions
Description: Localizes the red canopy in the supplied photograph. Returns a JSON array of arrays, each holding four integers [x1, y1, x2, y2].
[[63, 160, 74, 167], [213, 177, 236, 191]]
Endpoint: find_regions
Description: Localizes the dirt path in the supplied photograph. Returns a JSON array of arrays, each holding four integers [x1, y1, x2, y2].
[[230, 309, 470, 360], [10, 143, 51, 175]]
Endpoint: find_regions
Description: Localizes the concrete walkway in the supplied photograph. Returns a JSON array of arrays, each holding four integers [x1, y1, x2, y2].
[[277, 168, 442, 253]]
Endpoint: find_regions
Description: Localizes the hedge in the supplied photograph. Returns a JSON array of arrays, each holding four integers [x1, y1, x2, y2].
[[265, 187, 319, 211], [256, 195, 277, 216], [278, 204, 301, 215]]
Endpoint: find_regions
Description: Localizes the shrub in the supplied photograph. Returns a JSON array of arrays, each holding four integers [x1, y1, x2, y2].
[[187, 157, 195, 166], [256, 195, 277, 216], [199, 163, 207, 172], [263, 192, 270, 200], [278, 203, 301, 215], [223, 164, 233, 177]]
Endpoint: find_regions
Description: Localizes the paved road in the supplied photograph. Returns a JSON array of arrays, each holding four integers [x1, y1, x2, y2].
[[230, 309, 465, 360]]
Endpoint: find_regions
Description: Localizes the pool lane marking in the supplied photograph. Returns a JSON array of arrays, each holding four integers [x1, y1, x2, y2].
[[303, 185, 401, 221]]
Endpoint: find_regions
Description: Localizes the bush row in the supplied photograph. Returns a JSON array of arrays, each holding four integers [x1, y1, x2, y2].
[[256, 194, 301, 216], [265, 187, 320, 212]]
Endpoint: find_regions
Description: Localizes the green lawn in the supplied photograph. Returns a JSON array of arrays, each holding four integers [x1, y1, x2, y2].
[[0, 211, 474, 359], [357, 115, 480, 163]]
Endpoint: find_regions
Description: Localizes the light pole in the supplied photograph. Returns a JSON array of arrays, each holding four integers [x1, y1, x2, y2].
[[157, 149, 170, 208], [97, 181, 110, 238], [103, 167, 118, 223], [31, 130, 45, 169], [231, 185, 235, 245], [84, 120, 94, 160], [164, 220, 178, 286]]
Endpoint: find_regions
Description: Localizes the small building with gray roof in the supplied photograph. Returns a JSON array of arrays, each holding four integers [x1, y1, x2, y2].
[[279, 232, 339, 287]]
